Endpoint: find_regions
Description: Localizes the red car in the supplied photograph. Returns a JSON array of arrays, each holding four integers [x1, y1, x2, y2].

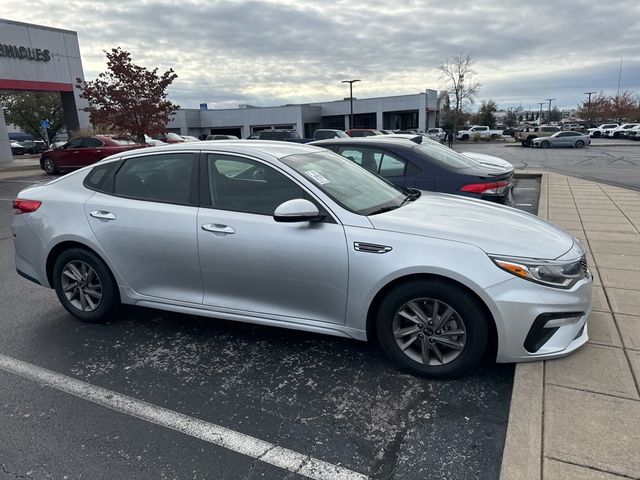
[[40, 135, 146, 175]]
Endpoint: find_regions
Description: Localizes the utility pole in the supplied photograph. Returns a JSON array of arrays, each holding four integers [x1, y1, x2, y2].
[[341, 79, 360, 130], [537, 102, 545, 125], [545, 98, 556, 124], [584, 91, 596, 128]]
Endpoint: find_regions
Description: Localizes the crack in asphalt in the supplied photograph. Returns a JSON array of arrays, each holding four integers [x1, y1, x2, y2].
[[0, 463, 33, 479]]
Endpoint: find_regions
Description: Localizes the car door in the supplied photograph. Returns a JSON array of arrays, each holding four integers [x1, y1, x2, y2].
[[197, 152, 349, 324], [75, 137, 105, 167], [84, 151, 202, 304], [56, 138, 84, 168]]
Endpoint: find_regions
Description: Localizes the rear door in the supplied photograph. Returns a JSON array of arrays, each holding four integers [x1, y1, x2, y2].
[[84, 151, 202, 304]]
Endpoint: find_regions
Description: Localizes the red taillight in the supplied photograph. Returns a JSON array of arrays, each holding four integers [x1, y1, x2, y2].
[[13, 199, 42, 214], [460, 181, 509, 194]]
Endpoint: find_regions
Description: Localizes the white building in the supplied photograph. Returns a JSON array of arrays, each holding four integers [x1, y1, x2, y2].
[[0, 18, 90, 162], [168, 89, 443, 138]]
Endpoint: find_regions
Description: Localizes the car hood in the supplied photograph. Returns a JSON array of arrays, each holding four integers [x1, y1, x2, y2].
[[460, 152, 514, 171], [368, 192, 575, 259]]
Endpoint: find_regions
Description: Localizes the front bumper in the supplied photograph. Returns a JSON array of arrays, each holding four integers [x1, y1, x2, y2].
[[487, 275, 592, 363]]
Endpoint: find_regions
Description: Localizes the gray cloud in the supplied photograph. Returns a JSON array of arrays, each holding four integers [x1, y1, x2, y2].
[[6, 0, 640, 110]]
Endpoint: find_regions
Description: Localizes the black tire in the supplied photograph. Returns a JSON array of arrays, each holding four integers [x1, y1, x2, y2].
[[592, 131, 601, 137], [541, 140, 551, 149], [461, 134, 469, 141], [42, 157, 58, 175], [52, 248, 119, 323], [375, 279, 489, 378], [575, 140, 585, 148], [525, 136, 536, 147]]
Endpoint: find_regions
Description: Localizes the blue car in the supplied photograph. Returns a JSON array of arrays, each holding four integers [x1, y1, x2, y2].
[[309, 137, 514, 205]]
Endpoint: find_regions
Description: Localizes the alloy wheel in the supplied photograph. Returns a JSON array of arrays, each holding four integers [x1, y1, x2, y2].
[[61, 260, 103, 312], [392, 298, 467, 366], [44, 158, 56, 174]]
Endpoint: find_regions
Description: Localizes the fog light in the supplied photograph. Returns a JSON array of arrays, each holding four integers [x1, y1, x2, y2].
[[544, 315, 582, 328]]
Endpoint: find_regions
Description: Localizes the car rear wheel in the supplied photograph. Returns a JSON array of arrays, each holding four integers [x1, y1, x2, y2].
[[541, 140, 551, 148], [43, 158, 58, 175], [575, 140, 585, 148], [53, 248, 119, 323], [376, 280, 489, 378]]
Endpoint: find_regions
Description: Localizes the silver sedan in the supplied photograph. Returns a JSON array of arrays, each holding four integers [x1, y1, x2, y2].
[[12, 141, 592, 377], [532, 131, 591, 148]]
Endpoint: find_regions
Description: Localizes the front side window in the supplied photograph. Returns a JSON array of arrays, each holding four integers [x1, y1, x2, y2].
[[113, 153, 195, 204], [281, 150, 405, 215], [81, 138, 104, 148], [66, 138, 84, 149], [207, 154, 305, 215]]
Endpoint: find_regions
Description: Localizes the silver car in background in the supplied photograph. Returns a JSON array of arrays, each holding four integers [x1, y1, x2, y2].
[[12, 141, 592, 377], [532, 131, 591, 148]]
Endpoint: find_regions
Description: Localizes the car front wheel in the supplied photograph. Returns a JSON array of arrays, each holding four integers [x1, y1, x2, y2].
[[376, 280, 489, 378], [52, 248, 119, 323], [541, 140, 551, 148], [575, 140, 585, 148], [42, 158, 58, 175]]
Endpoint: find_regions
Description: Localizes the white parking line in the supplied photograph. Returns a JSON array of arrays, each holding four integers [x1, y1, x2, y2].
[[0, 353, 368, 480], [516, 203, 533, 207]]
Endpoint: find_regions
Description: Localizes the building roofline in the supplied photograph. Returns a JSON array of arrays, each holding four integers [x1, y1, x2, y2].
[[0, 18, 78, 35]]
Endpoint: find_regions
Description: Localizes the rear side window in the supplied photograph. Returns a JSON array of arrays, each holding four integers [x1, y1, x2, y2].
[[113, 153, 196, 205], [84, 162, 116, 192], [81, 138, 103, 148]]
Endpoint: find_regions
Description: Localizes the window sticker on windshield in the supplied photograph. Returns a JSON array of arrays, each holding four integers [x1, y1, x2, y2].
[[304, 169, 330, 185]]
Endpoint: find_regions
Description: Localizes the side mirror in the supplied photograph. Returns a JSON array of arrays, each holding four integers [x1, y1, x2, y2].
[[273, 199, 322, 223]]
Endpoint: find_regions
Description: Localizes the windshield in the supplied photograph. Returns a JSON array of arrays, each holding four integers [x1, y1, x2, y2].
[[280, 150, 406, 215], [414, 144, 480, 170]]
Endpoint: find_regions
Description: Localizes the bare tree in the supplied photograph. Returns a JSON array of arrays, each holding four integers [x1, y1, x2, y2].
[[439, 54, 481, 133]]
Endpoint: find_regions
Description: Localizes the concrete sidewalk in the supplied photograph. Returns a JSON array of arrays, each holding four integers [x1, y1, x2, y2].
[[0, 157, 40, 172], [501, 173, 640, 480]]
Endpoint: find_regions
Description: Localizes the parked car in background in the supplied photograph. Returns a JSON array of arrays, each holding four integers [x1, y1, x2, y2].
[[515, 125, 561, 147], [532, 131, 591, 149], [587, 123, 619, 138], [10, 141, 26, 155], [205, 134, 239, 140], [153, 132, 185, 144], [310, 137, 514, 204], [20, 139, 48, 154], [426, 128, 446, 142], [379, 129, 396, 135], [312, 129, 349, 140], [145, 135, 168, 147], [606, 123, 639, 138], [346, 129, 384, 137], [39, 135, 146, 175], [501, 127, 516, 137], [12, 141, 591, 377], [627, 125, 640, 140], [49, 141, 67, 150], [246, 129, 312, 143], [456, 126, 503, 141], [180, 135, 201, 142]]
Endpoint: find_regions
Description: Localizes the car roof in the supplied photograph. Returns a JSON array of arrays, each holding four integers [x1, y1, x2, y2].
[[310, 137, 416, 147], [118, 139, 324, 160]]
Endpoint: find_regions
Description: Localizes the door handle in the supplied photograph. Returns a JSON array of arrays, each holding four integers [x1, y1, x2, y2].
[[201, 223, 235, 234], [90, 210, 116, 220]]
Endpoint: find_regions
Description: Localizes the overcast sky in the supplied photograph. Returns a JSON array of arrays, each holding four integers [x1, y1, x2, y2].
[[6, 0, 640, 111]]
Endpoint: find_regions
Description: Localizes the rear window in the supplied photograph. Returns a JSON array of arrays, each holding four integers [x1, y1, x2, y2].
[[414, 144, 479, 170]]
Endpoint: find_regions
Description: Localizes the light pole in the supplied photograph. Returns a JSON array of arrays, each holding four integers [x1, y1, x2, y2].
[[545, 98, 556, 124], [341, 79, 360, 130], [584, 91, 596, 128], [537, 102, 545, 125]]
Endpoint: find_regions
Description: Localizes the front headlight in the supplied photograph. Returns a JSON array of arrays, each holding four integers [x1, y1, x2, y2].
[[489, 255, 589, 289]]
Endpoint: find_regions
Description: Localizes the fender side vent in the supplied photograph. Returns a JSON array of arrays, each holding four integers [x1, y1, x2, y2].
[[354, 242, 392, 254]]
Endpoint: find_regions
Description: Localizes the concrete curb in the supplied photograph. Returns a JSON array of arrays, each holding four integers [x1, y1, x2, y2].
[[499, 172, 548, 480], [0, 164, 41, 173]]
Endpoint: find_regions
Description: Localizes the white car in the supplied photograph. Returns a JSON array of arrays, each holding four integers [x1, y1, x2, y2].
[[144, 135, 168, 147], [180, 135, 201, 142], [426, 128, 446, 142], [607, 123, 639, 138], [587, 123, 618, 138], [627, 125, 640, 140]]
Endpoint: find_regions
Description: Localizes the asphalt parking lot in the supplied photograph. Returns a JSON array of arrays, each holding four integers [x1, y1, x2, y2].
[[0, 173, 514, 479], [457, 139, 640, 191]]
